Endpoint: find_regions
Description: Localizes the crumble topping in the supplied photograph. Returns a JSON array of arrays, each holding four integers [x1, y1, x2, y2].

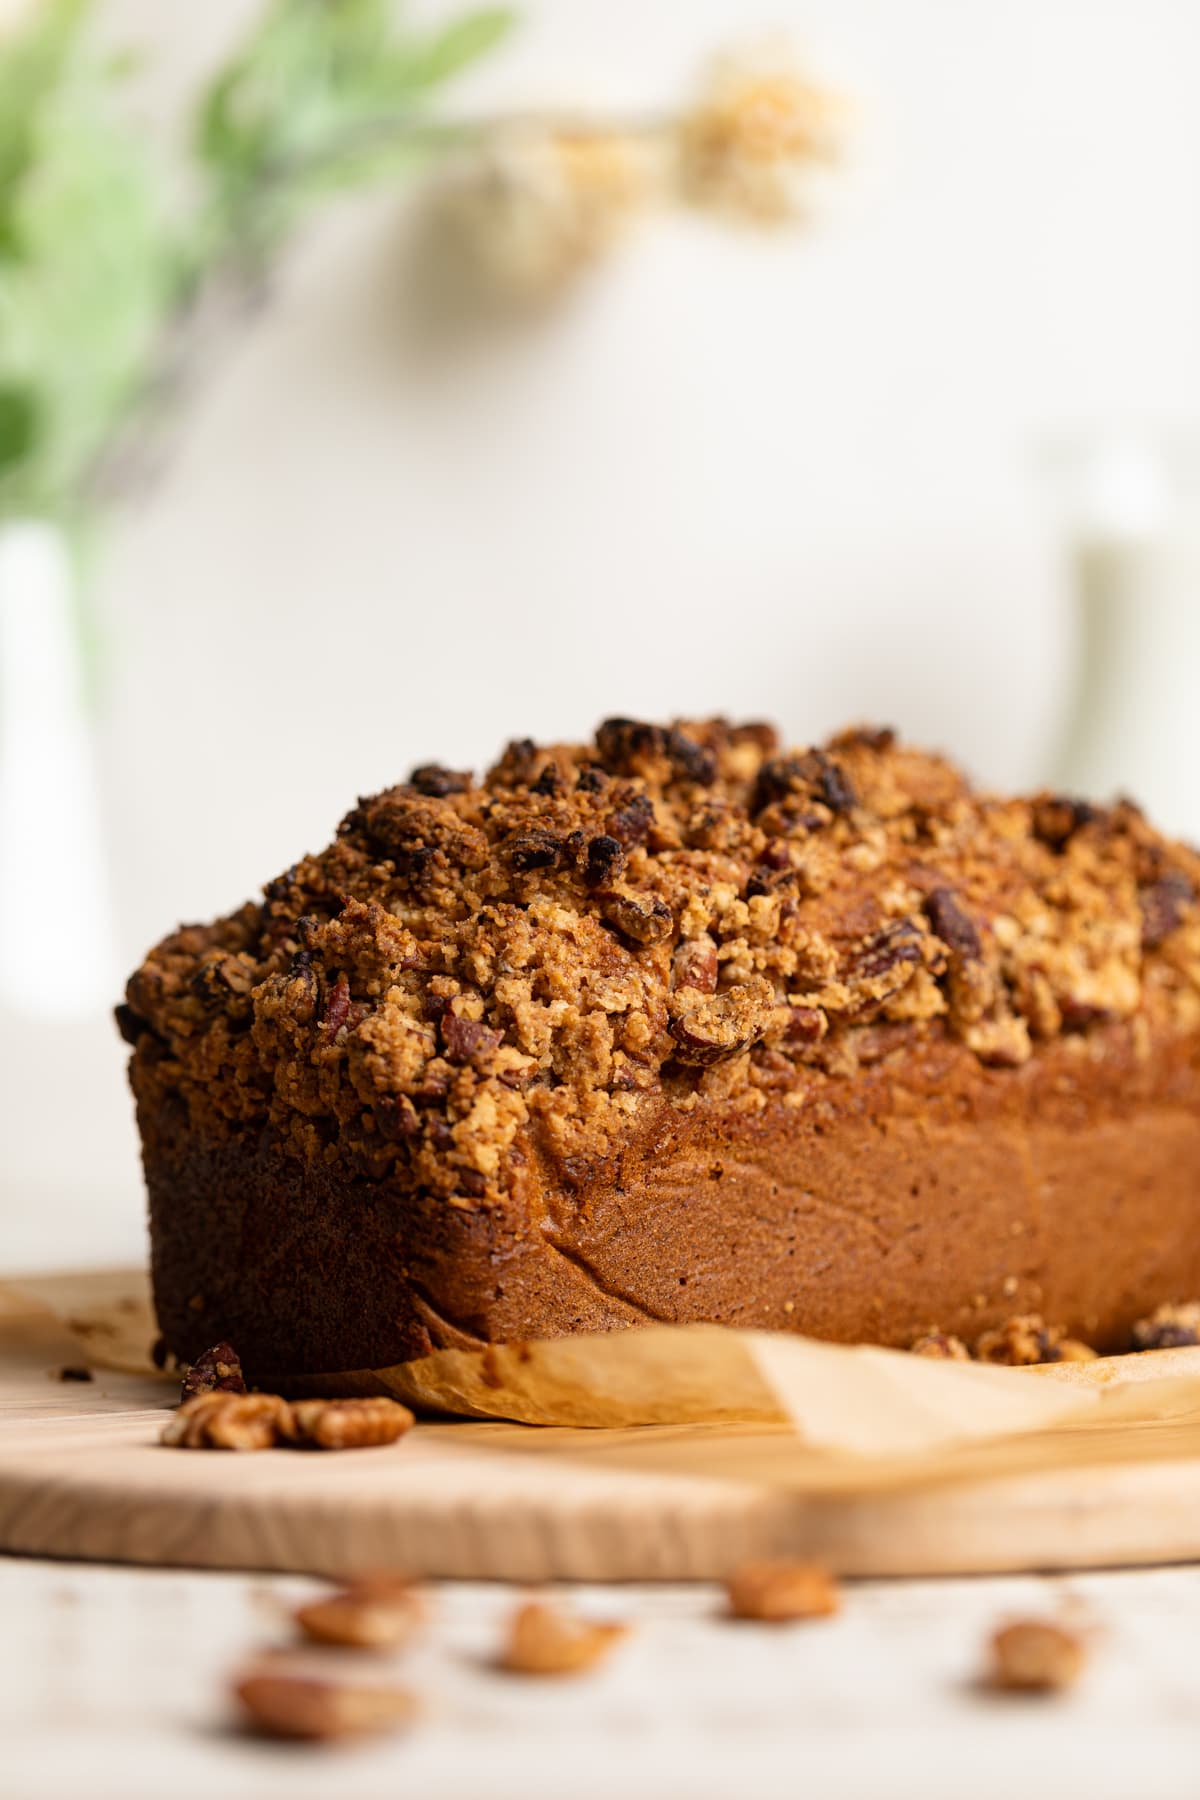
[[121, 717, 1200, 1210]]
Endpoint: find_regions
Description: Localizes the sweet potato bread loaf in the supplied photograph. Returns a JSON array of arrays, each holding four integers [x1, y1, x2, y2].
[[119, 719, 1200, 1380]]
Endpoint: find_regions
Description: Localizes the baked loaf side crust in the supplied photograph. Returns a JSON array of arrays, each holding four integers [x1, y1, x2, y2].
[[120, 720, 1200, 1376]]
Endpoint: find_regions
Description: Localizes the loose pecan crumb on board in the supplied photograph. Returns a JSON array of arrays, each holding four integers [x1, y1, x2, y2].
[[296, 1577, 428, 1651], [161, 1392, 413, 1450], [234, 1671, 419, 1741], [724, 1561, 842, 1622], [498, 1601, 627, 1676], [985, 1619, 1086, 1694]]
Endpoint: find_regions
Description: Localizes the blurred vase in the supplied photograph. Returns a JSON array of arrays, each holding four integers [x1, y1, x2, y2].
[[0, 519, 117, 1017], [1047, 433, 1200, 844]]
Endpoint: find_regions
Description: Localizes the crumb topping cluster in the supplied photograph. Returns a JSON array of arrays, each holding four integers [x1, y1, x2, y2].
[[120, 718, 1200, 1211]]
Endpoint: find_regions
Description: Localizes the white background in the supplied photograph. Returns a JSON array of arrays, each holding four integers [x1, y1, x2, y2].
[[4, 0, 1200, 1266]]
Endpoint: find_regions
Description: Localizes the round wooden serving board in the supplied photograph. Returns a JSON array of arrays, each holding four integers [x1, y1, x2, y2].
[[8, 1291, 1200, 1581]]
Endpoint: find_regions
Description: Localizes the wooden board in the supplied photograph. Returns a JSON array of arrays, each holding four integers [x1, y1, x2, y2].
[[9, 1291, 1200, 1581]]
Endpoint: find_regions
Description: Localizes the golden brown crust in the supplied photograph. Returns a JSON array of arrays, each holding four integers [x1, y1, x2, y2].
[[121, 718, 1200, 1374]]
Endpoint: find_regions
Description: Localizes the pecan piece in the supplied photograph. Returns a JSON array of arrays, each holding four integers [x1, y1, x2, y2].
[[600, 890, 673, 946], [669, 976, 778, 1065], [974, 1315, 1096, 1366], [986, 1620, 1086, 1694], [606, 791, 655, 846], [498, 1601, 627, 1676], [1031, 794, 1097, 851], [322, 971, 352, 1042], [181, 1341, 246, 1402], [504, 828, 562, 872], [672, 934, 719, 995], [408, 763, 471, 798], [664, 726, 717, 785], [1140, 871, 1195, 949], [725, 1561, 842, 1623], [441, 1001, 503, 1064], [291, 1397, 415, 1450], [754, 749, 856, 817], [924, 886, 982, 961], [235, 1672, 419, 1740], [1131, 1300, 1200, 1351], [909, 1331, 970, 1360], [296, 1575, 428, 1651], [162, 1392, 295, 1451], [583, 833, 625, 887]]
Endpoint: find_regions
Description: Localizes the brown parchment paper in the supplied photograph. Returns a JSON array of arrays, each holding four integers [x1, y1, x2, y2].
[[13, 1267, 1200, 1500]]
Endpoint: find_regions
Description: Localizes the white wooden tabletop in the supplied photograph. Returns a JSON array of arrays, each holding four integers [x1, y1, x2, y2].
[[5, 1557, 1200, 1800]]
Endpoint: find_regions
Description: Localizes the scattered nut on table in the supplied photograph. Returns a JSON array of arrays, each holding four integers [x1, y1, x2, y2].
[[290, 1397, 415, 1449], [234, 1671, 419, 1741], [162, 1392, 296, 1450], [499, 1600, 627, 1675], [986, 1619, 1086, 1693], [296, 1575, 429, 1650], [161, 1391, 414, 1451], [724, 1561, 842, 1622]]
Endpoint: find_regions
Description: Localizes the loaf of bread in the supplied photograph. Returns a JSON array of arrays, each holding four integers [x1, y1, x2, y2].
[[119, 718, 1200, 1380]]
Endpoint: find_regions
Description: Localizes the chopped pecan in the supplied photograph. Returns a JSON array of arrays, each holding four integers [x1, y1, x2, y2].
[[600, 891, 673, 946], [754, 750, 856, 817], [1031, 794, 1097, 851], [181, 1341, 246, 1402], [828, 724, 896, 754], [113, 1002, 146, 1046], [672, 935, 719, 995], [606, 791, 655, 846], [583, 833, 625, 887], [575, 765, 607, 793], [408, 763, 472, 798], [595, 716, 664, 772], [1139, 871, 1195, 949], [488, 737, 539, 786], [235, 1671, 419, 1740], [531, 763, 562, 796], [291, 1397, 415, 1450], [974, 1315, 1096, 1366], [924, 887, 982, 961], [664, 726, 717, 786], [1131, 1301, 1200, 1351], [441, 1002, 503, 1064], [782, 1004, 827, 1046], [725, 1561, 842, 1623], [986, 1620, 1085, 1694], [504, 828, 562, 872], [595, 717, 713, 783], [909, 1331, 970, 1360], [296, 1575, 428, 1650], [498, 1601, 627, 1676], [669, 976, 778, 1065], [377, 1093, 421, 1140], [845, 918, 924, 986], [162, 1392, 295, 1450], [322, 971, 352, 1042]]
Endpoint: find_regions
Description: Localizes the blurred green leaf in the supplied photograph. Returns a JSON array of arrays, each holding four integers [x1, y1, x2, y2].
[[0, 0, 516, 518], [0, 386, 40, 473], [403, 9, 514, 88], [0, 0, 89, 258]]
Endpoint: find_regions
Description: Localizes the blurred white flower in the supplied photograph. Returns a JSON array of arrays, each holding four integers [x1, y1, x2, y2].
[[677, 52, 845, 223], [439, 125, 662, 300]]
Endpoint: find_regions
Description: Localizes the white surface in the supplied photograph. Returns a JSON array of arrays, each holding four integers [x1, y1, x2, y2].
[[5, 0, 1200, 1263], [4, 1559, 1200, 1799]]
